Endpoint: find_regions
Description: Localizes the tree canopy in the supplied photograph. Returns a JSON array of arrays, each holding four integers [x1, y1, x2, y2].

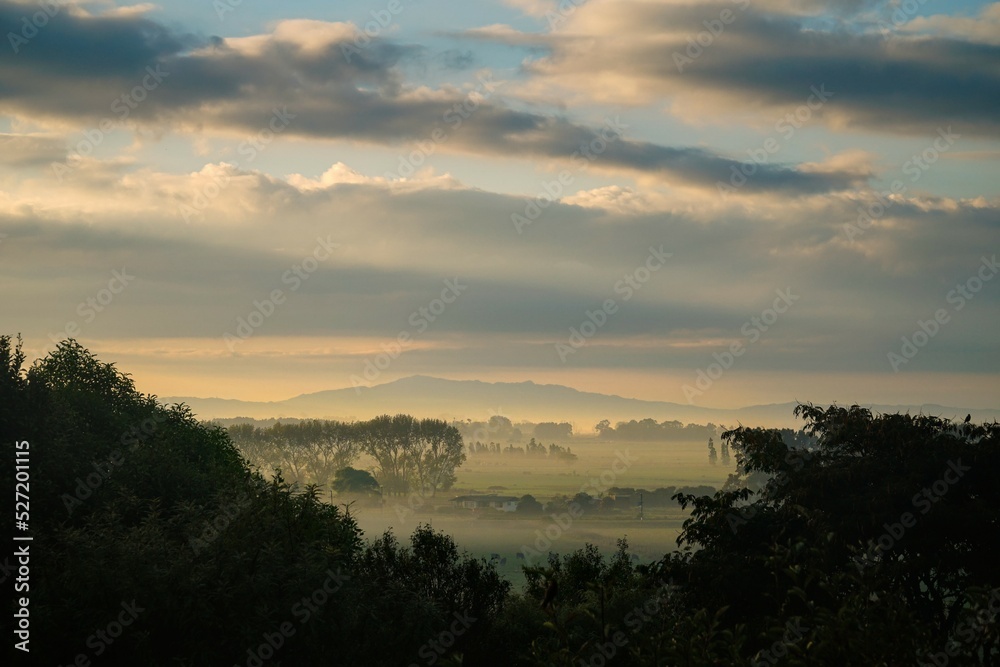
[[226, 413, 467, 497], [332, 466, 380, 496], [0, 338, 499, 666]]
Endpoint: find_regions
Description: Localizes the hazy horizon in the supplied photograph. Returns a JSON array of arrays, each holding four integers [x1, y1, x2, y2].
[[164, 372, 1000, 411]]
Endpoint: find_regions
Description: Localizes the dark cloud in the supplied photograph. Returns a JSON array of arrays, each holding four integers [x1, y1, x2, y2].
[[2, 173, 996, 378], [0, 209, 728, 341], [682, 16, 1000, 136], [0, 2, 865, 195], [436, 48, 476, 69], [470, 1, 1000, 137]]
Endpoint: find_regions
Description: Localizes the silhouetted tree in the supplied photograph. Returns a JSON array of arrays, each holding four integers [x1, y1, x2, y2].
[[535, 421, 573, 440], [673, 404, 1000, 665], [516, 494, 544, 515], [360, 414, 417, 495], [360, 414, 465, 496], [333, 466, 380, 496], [412, 417, 466, 495]]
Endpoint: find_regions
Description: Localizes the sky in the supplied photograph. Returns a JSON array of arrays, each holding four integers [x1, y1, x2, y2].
[[1, 0, 998, 410]]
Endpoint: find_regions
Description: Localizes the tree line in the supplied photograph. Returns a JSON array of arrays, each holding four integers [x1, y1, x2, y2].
[[453, 415, 575, 443], [597, 418, 722, 441], [460, 416, 730, 443], [514, 484, 718, 516], [227, 414, 465, 496], [467, 437, 577, 461]]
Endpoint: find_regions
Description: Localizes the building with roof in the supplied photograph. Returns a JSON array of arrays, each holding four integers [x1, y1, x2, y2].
[[450, 494, 519, 512]]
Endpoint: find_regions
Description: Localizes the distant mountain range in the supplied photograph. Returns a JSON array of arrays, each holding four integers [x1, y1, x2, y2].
[[163, 375, 997, 431]]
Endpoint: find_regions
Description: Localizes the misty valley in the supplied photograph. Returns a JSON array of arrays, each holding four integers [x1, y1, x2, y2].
[[4, 337, 998, 666]]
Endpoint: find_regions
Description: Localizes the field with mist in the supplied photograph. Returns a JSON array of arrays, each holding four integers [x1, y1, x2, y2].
[[11, 338, 997, 665], [243, 432, 731, 586]]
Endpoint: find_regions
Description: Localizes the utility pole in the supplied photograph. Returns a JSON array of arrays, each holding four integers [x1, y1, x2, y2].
[[638, 492, 643, 521]]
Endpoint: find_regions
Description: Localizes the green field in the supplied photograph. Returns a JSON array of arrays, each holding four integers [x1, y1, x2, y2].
[[347, 439, 733, 587], [456, 438, 729, 495]]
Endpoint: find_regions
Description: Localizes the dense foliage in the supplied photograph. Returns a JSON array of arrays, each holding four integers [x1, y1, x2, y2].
[[227, 414, 465, 496], [466, 437, 577, 461], [596, 418, 721, 442], [1, 339, 498, 667], [3, 336, 997, 666]]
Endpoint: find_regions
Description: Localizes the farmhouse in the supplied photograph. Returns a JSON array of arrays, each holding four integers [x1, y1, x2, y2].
[[450, 494, 519, 512]]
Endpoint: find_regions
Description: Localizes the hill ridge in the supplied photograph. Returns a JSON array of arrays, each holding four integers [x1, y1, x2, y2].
[[165, 375, 997, 429]]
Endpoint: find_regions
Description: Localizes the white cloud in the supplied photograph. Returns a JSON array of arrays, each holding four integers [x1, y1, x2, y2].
[[901, 3, 1000, 45]]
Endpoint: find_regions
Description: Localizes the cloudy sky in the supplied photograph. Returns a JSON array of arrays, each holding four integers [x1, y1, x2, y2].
[[1, 0, 998, 409]]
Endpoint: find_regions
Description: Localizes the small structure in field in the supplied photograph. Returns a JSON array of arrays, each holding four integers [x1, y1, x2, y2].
[[451, 494, 519, 512]]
